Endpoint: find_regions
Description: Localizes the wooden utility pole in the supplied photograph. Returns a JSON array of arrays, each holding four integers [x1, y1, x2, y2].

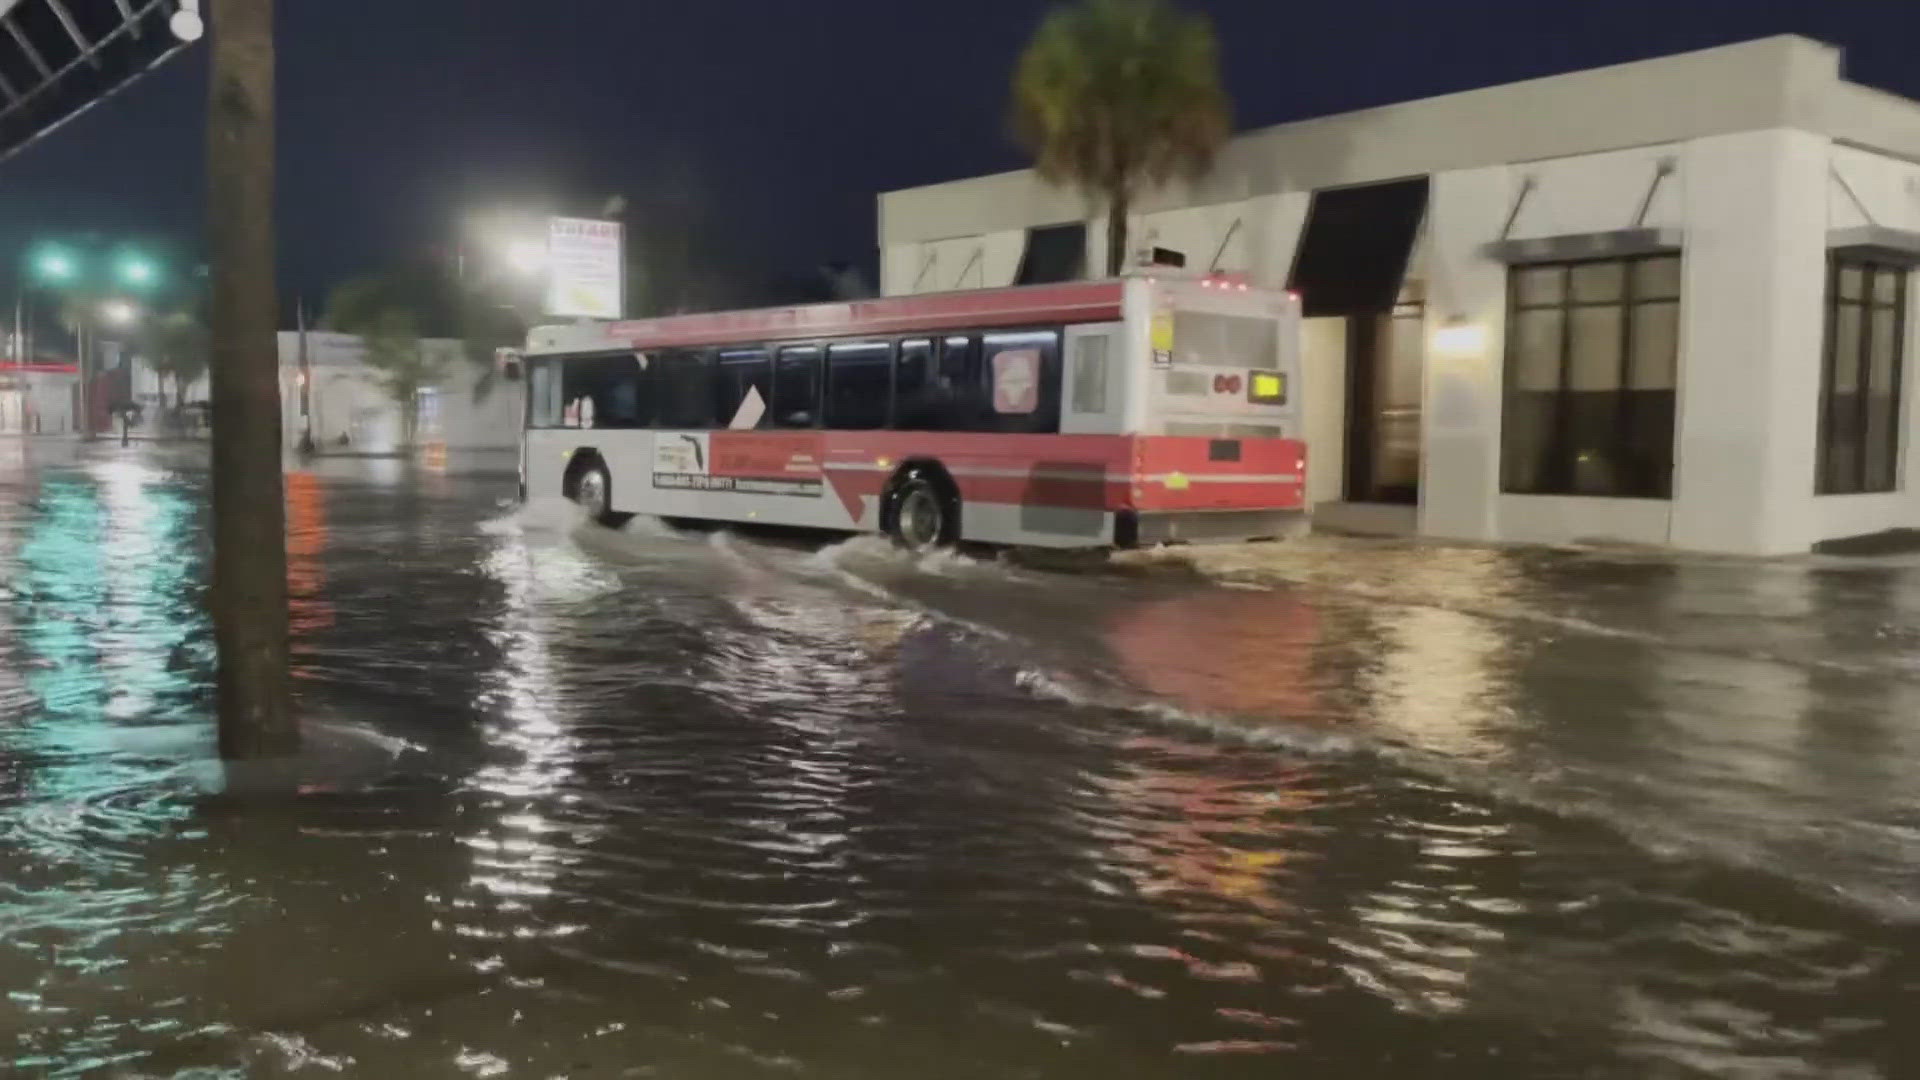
[[206, 0, 297, 758]]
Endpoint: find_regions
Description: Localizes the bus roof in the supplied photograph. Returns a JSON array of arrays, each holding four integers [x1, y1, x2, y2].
[[525, 280, 1127, 356]]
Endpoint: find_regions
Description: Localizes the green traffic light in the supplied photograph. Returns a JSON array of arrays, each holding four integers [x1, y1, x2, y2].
[[34, 251, 76, 283], [119, 256, 158, 288]]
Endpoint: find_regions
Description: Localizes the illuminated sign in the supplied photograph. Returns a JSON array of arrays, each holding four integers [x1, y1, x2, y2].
[[545, 217, 624, 320], [1248, 371, 1286, 404]]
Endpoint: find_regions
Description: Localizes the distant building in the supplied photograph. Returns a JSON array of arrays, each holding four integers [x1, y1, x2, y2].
[[878, 36, 1920, 555], [274, 332, 521, 455], [0, 364, 79, 435], [118, 332, 521, 455]]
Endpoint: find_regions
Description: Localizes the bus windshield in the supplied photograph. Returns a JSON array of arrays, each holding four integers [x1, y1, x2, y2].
[[1171, 311, 1280, 369]]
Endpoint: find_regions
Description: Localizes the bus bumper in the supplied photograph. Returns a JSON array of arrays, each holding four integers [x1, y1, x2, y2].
[[1113, 508, 1308, 548]]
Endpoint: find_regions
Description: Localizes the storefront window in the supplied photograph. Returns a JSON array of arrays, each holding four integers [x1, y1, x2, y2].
[[1817, 256, 1906, 495], [1501, 255, 1679, 498]]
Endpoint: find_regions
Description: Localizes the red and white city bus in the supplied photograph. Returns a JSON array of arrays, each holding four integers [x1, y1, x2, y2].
[[518, 271, 1306, 549]]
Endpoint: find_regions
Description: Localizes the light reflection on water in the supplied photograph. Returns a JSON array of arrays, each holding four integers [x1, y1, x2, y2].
[[0, 446, 1917, 1077]]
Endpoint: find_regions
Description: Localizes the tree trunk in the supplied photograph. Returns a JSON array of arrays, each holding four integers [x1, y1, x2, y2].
[[207, 0, 297, 759], [1105, 188, 1130, 277]]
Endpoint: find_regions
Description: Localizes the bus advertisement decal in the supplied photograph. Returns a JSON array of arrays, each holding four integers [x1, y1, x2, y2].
[[653, 431, 824, 497], [653, 432, 709, 475]]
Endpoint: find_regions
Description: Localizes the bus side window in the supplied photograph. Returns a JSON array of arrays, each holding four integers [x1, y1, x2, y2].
[[655, 349, 714, 429], [826, 341, 892, 429], [615, 353, 655, 428], [939, 335, 983, 431], [773, 346, 821, 428], [584, 353, 652, 428], [893, 338, 934, 430], [981, 330, 1062, 434], [713, 347, 771, 428], [559, 356, 597, 426], [527, 359, 563, 427]]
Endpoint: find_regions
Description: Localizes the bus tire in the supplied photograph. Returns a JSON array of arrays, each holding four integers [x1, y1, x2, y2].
[[564, 455, 625, 527], [883, 466, 958, 551]]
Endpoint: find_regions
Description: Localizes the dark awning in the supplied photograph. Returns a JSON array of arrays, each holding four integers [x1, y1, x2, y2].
[[1485, 227, 1683, 265], [0, 0, 194, 164], [1828, 225, 1920, 268], [1287, 176, 1428, 318], [1015, 222, 1086, 285]]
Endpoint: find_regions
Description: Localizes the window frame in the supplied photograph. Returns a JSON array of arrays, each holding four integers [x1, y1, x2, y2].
[[892, 336, 938, 431], [978, 327, 1064, 434], [525, 324, 1069, 435], [825, 339, 897, 430], [1500, 253, 1680, 499], [712, 345, 772, 429], [525, 355, 564, 429], [525, 351, 651, 430], [1014, 223, 1087, 285], [653, 348, 716, 430], [772, 344, 824, 429], [1817, 254, 1908, 495]]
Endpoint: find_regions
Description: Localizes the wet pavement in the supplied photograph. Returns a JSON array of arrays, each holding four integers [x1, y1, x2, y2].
[[2, 438, 1918, 1078]]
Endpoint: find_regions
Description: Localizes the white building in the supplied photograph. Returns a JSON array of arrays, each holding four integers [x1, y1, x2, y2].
[[879, 35, 1920, 555], [0, 366, 79, 435], [125, 332, 521, 456], [273, 332, 521, 456]]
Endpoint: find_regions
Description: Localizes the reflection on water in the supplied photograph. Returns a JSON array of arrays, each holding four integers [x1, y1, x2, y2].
[[1, 444, 1918, 1077], [286, 470, 333, 640]]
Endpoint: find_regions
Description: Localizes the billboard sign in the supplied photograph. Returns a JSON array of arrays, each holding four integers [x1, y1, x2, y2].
[[544, 217, 624, 320]]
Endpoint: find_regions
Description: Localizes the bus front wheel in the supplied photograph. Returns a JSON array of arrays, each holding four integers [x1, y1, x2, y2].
[[567, 458, 624, 527], [884, 469, 958, 551]]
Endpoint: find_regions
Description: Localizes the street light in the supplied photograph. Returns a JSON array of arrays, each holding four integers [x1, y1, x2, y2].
[[118, 256, 158, 289], [34, 250, 76, 284], [504, 238, 548, 276], [101, 300, 140, 328], [170, 0, 204, 42], [15, 248, 77, 365]]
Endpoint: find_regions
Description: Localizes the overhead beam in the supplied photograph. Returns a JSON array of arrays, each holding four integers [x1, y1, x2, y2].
[[112, 0, 140, 38], [4, 15, 55, 80], [0, 0, 189, 164], [42, 0, 101, 67]]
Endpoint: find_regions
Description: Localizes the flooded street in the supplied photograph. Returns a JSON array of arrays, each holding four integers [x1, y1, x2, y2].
[[3, 440, 1919, 1078]]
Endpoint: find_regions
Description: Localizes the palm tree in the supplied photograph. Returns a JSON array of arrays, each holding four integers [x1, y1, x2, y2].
[[206, 0, 298, 758], [139, 311, 211, 410], [453, 283, 528, 405], [323, 270, 461, 449], [329, 261, 525, 415], [1011, 0, 1232, 276]]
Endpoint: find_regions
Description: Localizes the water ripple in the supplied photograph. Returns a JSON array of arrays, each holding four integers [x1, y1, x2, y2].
[[1, 454, 1916, 1077]]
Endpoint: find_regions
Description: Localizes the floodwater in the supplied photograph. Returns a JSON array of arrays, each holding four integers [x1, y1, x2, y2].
[[3, 440, 1918, 1079]]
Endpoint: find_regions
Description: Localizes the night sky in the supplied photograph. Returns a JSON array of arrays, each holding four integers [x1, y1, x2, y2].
[[4, 0, 1920, 312]]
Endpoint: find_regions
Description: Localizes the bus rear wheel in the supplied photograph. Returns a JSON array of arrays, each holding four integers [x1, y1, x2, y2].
[[884, 470, 957, 551]]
